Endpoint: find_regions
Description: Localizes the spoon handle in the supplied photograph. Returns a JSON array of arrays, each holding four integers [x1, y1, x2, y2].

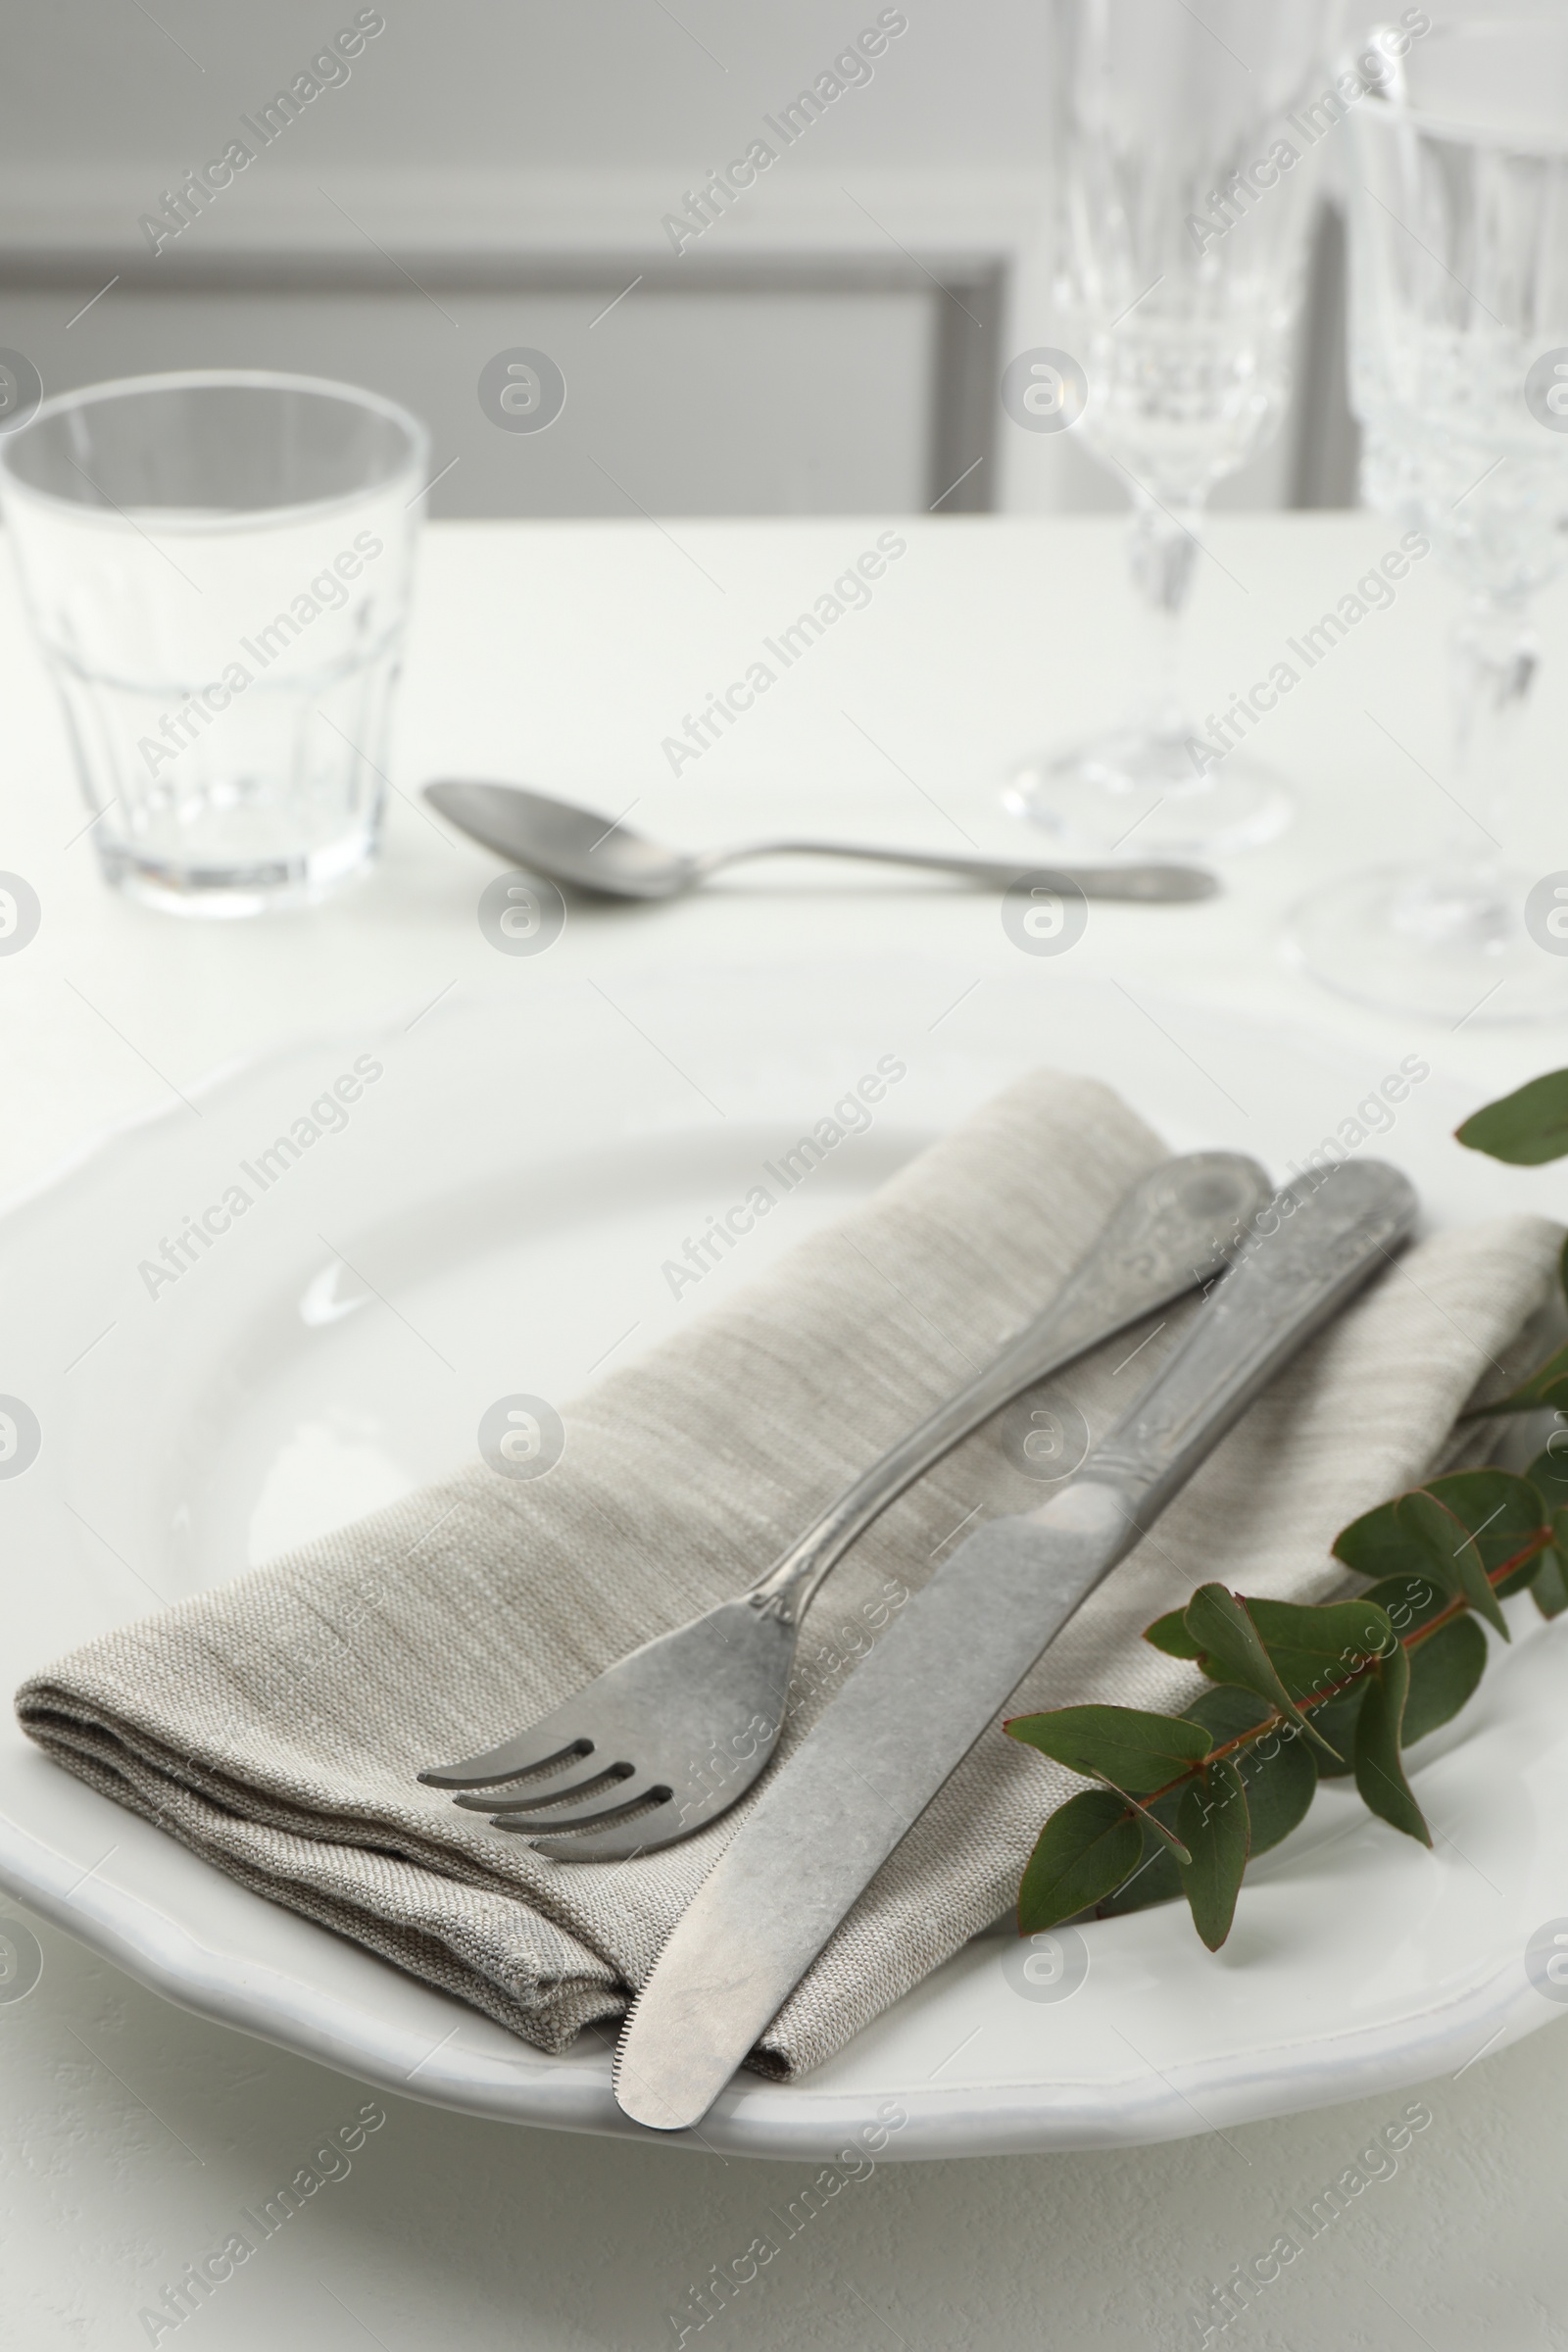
[[702, 839, 1216, 902]]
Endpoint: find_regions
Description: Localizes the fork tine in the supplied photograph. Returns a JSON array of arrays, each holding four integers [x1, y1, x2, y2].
[[451, 1758, 632, 1814], [528, 1793, 690, 1862], [484, 1775, 669, 1836], [416, 1719, 590, 1790]]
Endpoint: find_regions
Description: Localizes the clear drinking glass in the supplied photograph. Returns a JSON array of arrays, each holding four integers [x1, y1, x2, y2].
[[0, 369, 428, 917], [1007, 0, 1337, 857], [1289, 18, 1568, 1021]]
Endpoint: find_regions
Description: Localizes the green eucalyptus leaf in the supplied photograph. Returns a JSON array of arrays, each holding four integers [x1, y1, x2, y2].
[[1538, 1501, 1568, 1618], [1177, 1688, 1317, 1853], [1143, 1606, 1204, 1659], [1109, 1784, 1192, 1864], [1181, 1584, 1341, 1759], [1396, 1489, 1510, 1639], [1402, 1613, 1488, 1744], [1004, 1703, 1211, 1794], [1229, 1718, 1319, 1852], [1526, 1440, 1568, 1514], [1182, 1686, 1275, 1743], [1421, 1471, 1543, 1578], [1333, 1494, 1425, 1585], [1494, 1551, 1549, 1599], [1306, 1683, 1366, 1778], [1534, 1534, 1568, 1620], [1360, 1570, 1450, 1637], [1240, 1594, 1394, 1707], [1095, 1822, 1183, 1916], [1176, 1758, 1250, 1950], [1455, 1069, 1568, 1164], [1357, 1569, 1487, 1743], [1017, 1787, 1141, 1933], [1353, 1640, 1430, 1845], [1339, 1472, 1543, 1623], [1100, 1693, 1298, 1909], [1525, 1451, 1568, 1617]]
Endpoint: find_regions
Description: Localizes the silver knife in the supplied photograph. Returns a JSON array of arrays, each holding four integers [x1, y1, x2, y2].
[[612, 1157, 1417, 2132]]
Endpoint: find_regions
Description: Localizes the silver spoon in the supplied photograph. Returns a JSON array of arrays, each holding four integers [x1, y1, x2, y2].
[[423, 780, 1218, 903]]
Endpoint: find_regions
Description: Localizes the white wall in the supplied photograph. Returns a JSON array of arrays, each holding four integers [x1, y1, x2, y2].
[[0, 0, 1355, 517]]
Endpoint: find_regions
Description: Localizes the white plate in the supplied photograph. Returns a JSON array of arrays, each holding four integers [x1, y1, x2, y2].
[[1, 960, 1566, 2160]]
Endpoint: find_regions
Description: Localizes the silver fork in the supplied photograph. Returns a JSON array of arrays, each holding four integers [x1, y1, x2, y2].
[[418, 1150, 1270, 1859]]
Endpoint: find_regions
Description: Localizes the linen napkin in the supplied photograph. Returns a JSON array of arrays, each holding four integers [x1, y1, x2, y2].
[[17, 1070, 1561, 2080]]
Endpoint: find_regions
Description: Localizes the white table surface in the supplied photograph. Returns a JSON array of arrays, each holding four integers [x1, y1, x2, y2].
[[3, 511, 1568, 2350]]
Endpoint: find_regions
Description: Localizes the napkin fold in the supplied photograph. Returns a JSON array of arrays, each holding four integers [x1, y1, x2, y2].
[[17, 1071, 1561, 2079]]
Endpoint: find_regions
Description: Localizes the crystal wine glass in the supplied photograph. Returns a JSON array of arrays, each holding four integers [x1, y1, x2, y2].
[[1289, 15, 1568, 1021], [1007, 0, 1339, 858]]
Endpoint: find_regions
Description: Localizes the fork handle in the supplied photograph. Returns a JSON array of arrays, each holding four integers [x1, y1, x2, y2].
[[743, 1150, 1270, 1625]]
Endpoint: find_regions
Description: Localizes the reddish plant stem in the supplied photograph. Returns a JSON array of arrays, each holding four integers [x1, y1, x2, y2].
[[1133, 1527, 1553, 1811]]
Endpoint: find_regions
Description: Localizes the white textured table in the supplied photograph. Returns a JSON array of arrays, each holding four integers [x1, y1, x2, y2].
[[3, 513, 1567, 2350]]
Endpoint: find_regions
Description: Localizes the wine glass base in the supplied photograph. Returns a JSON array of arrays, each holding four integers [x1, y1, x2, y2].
[[1287, 866, 1568, 1025], [1004, 728, 1293, 858]]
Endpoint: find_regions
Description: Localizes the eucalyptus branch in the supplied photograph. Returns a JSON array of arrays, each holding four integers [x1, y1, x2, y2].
[[1130, 1526, 1552, 1813], [1004, 1065, 1568, 1957], [1005, 1467, 1568, 1951]]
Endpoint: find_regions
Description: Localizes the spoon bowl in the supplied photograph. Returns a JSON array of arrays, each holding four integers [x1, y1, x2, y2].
[[425, 781, 696, 898]]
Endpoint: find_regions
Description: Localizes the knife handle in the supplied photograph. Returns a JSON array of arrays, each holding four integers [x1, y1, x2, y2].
[[1082, 1158, 1417, 1530]]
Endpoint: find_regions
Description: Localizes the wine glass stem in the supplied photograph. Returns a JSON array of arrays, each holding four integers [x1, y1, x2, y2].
[[1447, 589, 1538, 890], [1127, 489, 1200, 736]]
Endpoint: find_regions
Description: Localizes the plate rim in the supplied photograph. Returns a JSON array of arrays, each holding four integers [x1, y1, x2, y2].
[[0, 1800, 1551, 2159]]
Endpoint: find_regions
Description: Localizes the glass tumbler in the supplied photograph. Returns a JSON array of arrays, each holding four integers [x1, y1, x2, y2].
[[0, 369, 429, 916]]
